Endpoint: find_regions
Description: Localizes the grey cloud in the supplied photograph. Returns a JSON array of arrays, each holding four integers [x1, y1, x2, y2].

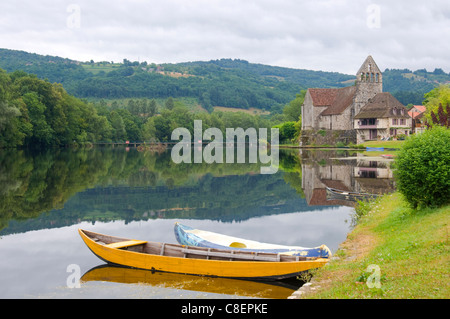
[[0, 0, 449, 74]]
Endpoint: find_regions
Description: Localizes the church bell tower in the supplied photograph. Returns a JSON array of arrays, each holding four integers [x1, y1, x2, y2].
[[353, 55, 383, 117]]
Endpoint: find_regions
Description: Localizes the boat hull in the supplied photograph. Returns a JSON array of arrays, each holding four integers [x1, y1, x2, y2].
[[79, 229, 328, 280], [174, 223, 331, 258]]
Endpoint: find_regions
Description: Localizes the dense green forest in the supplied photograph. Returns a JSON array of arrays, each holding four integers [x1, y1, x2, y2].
[[1, 48, 449, 148], [382, 68, 448, 105], [0, 51, 305, 148], [0, 68, 113, 147], [2, 48, 448, 109], [0, 49, 349, 112], [0, 67, 298, 148]]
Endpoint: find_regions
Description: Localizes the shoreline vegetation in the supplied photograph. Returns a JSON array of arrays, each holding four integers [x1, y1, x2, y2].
[[294, 192, 449, 299], [292, 130, 449, 299]]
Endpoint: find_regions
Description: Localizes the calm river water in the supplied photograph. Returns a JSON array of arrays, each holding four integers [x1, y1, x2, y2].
[[0, 146, 395, 299]]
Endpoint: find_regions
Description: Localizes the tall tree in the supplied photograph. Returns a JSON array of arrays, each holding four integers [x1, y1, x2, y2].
[[283, 90, 305, 122], [423, 84, 450, 126], [22, 92, 53, 145], [148, 99, 157, 117], [109, 111, 127, 141], [165, 97, 175, 110], [0, 100, 22, 147]]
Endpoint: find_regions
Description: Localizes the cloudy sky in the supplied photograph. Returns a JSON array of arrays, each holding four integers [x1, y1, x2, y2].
[[0, 0, 449, 74]]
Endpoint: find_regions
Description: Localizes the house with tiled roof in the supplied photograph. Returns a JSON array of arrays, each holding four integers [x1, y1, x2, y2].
[[301, 56, 412, 144], [354, 93, 411, 143], [408, 105, 426, 115], [408, 105, 427, 134]]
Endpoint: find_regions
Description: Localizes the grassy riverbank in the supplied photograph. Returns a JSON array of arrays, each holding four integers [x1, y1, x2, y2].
[[361, 140, 405, 149], [300, 192, 449, 299], [360, 140, 404, 157]]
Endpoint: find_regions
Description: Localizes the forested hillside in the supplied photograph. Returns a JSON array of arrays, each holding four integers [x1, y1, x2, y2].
[[0, 49, 351, 112], [1, 48, 450, 148], [0, 66, 281, 148], [382, 68, 450, 105], [3, 48, 447, 109]]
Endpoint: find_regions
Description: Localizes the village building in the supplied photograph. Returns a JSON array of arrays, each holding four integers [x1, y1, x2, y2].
[[354, 92, 411, 143], [301, 56, 412, 144], [408, 105, 427, 134]]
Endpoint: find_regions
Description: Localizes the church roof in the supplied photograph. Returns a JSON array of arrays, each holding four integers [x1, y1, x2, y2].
[[354, 93, 410, 119], [308, 86, 356, 115], [308, 88, 339, 106], [321, 86, 356, 115]]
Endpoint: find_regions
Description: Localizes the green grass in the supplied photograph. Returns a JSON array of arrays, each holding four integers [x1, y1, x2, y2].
[[360, 140, 405, 157], [361, 140, 405, 149], [81, 63, 121, 74], [302, 192, 450, 299]]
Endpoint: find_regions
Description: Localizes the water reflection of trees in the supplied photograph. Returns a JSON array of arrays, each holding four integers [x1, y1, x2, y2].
[[0, 147, 306, 233]]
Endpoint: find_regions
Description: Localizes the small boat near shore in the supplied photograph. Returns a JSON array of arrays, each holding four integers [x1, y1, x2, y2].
[[326, 187, 379, 202], [78, 229, 328, 280], [174, 223, 331, 258]]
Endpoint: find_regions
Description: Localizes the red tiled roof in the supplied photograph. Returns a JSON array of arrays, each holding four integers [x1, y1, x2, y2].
[[408, 111, 420, 119], [321, 86, 356, 115], [309, 88, 339, 106], [308, 86, 356, 115], [413, 105, 426, 113], [408, 105, 426, 118]]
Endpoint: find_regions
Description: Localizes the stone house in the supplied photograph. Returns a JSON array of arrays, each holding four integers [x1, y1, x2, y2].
[[301, 56, 412, 144], [302, 86, 356, 131], [354, 93, 411, 143]]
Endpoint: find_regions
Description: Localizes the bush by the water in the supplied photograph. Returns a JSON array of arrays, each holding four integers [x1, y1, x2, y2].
[[395, 126, 450, 209]]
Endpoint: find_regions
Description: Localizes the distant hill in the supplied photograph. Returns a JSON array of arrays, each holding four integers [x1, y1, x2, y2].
[[0, 48, 87, 85], [1, 48, 449, 109], [382, 67, 450, 105]]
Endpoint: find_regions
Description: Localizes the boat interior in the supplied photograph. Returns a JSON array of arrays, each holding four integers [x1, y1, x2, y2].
[[82, 230, 313, 263]]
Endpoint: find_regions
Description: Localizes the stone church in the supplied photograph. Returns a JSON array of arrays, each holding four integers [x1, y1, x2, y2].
[[301, 56, 411, 144]]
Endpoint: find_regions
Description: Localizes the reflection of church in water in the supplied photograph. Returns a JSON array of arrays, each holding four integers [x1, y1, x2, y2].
[[301, 150, 396, 207]]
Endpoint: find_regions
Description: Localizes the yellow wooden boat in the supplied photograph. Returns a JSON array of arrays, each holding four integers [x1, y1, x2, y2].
[[78, 229, 328, 280]]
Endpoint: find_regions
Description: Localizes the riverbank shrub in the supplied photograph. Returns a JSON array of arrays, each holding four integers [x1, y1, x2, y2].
[[394, 126, 450, 209]]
